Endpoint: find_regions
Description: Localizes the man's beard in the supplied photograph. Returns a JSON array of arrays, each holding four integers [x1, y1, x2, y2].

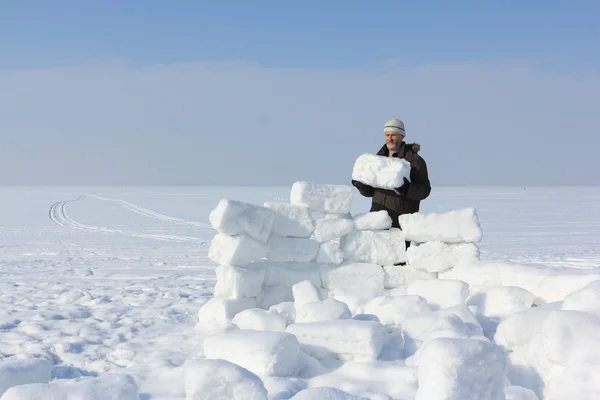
[[386, 143, 400, 151]]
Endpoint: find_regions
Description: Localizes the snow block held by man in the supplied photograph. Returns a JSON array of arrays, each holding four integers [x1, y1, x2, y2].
[[352, 153, 412, 190]]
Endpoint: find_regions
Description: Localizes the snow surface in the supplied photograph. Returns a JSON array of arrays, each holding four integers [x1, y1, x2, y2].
[[2, 185, 600, 399]]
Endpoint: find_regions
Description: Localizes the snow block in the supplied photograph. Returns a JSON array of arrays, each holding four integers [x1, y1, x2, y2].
[[0, 358, 52, 396], [313, 216, 354, 243], [415, 338, 507, 400], [538, 310, 600, 366], [290, 181, 353, 214], [317, 241, 344, 265], [402, 305, 484, 340], [286, 320, 385, 362], [269, 302, 296, 325], [493, 306, 555, 351], [266, 236, 319, 263], [383, 264, 437, 289], [209, 233, 267, 267], [261, 262, 321, 288], [363, 295, 432, 327], [504, 386, 539, 400], [399, 207, 483, 244], [407, 242, 479, 273], [204, 330, 301, 377], [320, 262, 384, 292], [209, 199, 275, 243], [418, 314, 474, 345], [259, 285, 294, 310], [263, 201, 315, 238], [184, 359, 268, 400], [544, 364, 600, 400], [341, 229, 407, 265], [406, 279, 470, 310], [352, 153, 412, 190], [214, 264, 265, 299], [467, 286, 534, 319], [441, 259, 600, 304], [353, 210, 392, 231], [232, 309, 287, 332], [291, 387, 370, 400], [295, 298, 352, 323], [261, 377, 307, 400], [196, 297, 256, 328], [1, 374, 139, 400], [505, 310, 600, 394], [292, 280, 321, 311], [562, 280, 600, 312]]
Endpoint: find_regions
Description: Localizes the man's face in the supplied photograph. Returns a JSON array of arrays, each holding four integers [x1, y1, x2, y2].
[[385, 131, 404, 151]]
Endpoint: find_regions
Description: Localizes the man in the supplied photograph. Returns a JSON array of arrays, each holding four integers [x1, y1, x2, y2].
[[352, 117, 431, 250]]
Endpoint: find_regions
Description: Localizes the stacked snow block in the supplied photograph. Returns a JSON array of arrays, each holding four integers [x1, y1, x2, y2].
[[199, 180, 416, 326], [390, 207, 482, 281], [199, 180, 485, 330]]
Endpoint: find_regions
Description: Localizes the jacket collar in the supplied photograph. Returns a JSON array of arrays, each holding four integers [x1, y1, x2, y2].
[[377, 142, 406, 158]]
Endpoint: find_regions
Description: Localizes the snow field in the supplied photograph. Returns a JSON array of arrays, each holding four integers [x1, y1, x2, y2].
[[6, 180, 600, 398]]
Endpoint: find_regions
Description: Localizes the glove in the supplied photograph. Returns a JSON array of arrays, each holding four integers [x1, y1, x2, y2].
[[351, 180, 374, 197], [394, 178, 410, 196]]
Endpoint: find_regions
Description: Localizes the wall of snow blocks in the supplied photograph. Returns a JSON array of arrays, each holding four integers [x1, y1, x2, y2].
[[199, 180, 482, 332]]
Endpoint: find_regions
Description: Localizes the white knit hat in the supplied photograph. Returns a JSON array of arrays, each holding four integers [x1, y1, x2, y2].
[[384, 118, 405, 135]]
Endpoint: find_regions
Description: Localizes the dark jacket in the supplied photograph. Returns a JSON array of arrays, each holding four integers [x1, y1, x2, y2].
[[355, 142, 431, 219]]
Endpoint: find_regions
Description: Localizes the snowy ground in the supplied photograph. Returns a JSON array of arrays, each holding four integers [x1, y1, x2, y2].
[[1, 185, 599, 399]]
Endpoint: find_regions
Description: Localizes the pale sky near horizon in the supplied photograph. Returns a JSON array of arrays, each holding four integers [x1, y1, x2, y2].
[[1, 1, 599, 186]]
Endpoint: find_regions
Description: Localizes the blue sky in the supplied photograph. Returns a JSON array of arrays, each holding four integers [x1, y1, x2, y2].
[[2, 1, 599, 70], [1, 1, 599, 185]]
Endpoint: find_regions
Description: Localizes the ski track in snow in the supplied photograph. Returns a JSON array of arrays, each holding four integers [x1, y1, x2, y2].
[[85, 194, 211, 229], [49, 195, 207, 244]]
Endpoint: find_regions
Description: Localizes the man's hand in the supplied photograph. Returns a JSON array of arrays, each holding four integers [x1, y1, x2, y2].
[[394, 178, 410, 196], [352, 179, 374, 197]]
